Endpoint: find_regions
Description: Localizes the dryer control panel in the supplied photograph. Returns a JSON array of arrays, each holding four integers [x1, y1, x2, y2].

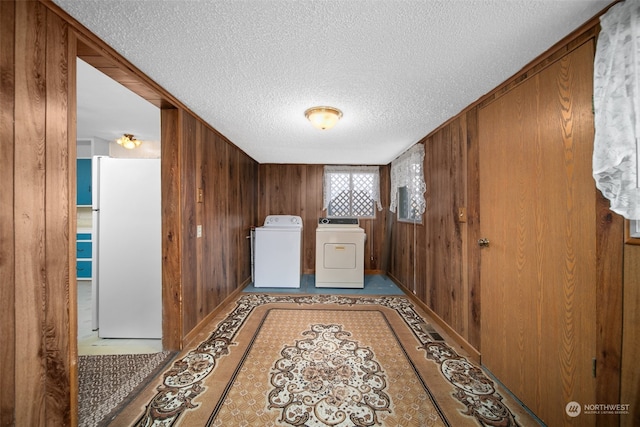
[[318, 217, 359, 227]]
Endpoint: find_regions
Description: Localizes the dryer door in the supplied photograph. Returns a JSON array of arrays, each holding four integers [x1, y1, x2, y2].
[[323, 243, 356, 269]]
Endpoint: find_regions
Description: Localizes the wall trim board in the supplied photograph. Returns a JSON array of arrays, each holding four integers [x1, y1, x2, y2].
[[388, 273, 481, 362], [182, 279, 249, 348]]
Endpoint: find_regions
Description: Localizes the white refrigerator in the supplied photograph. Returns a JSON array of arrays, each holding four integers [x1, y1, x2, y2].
[[91, 156, 162, 339]]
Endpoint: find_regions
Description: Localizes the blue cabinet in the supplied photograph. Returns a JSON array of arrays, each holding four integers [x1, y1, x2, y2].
[[77, 158, 92, 206], [76, 241, 92, 258], [76, 233, 92, 279], [77, 260, 92, 278]]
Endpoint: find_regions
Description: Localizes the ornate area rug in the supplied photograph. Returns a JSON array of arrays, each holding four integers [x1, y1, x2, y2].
[[112, 294, 538, 426], [79, 351, 175, 427]]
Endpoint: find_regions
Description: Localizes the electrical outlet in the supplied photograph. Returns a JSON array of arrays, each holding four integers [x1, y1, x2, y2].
[[197, 225, 202, 238]]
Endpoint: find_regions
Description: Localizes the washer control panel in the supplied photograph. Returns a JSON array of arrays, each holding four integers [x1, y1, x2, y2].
[[264, 215, 303, 227]]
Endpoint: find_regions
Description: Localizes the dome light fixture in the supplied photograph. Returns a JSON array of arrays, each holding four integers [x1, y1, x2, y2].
[[304, 106, 343, 130], [116, 133, 142, 149]]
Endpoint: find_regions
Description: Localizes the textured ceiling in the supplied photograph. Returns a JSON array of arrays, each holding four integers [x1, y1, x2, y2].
[[54, 0, 611, 165]]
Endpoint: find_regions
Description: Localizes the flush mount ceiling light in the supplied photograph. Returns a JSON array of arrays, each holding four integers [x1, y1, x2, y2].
[[304, 106, 343, 130], [116, 133, 141, 149]]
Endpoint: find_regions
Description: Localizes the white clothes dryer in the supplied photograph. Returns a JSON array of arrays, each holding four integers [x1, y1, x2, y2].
[[254, 215, 303, 288], [315, 218, 365, 288]]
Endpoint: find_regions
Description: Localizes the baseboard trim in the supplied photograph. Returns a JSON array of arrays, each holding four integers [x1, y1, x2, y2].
[[182, 277, 251, 348], [387, 273, 480, 362], [303, 269, 385, 275]]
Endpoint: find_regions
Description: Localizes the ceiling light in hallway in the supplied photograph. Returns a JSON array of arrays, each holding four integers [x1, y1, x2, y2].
[[116, 133, 141, 149]]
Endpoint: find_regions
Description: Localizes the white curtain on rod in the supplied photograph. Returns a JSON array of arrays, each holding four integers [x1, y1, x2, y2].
[[593, 0, 640, 220]]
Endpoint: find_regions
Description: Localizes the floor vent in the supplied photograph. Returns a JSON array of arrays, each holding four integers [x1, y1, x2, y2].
[[417, 323, 445, 341], [429, 332, 445, 341]]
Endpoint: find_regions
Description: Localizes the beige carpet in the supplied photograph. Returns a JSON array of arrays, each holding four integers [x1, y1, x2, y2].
[[111, 294, 539, 426]]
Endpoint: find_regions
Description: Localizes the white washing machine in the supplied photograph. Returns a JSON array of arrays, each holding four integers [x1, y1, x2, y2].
[[254, 215, 303, 288], [315, 218, 365, 288]]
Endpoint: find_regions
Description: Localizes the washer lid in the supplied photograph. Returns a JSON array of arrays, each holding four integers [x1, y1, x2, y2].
[[263, 215, 303, 228]]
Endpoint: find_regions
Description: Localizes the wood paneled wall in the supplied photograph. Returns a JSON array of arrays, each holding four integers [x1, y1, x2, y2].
[[388, 115, 478, 347], [2, 1, 260, 423], [162, 109, 258, 342], [1, 2, 77, 425], [258, 164, 390, 273], [387, 15, 630, 424]]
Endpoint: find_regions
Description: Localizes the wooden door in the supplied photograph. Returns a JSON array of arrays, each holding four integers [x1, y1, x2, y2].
[[479, 41, 597, 426]]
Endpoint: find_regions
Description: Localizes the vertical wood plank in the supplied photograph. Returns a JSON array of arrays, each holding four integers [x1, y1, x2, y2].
[[228, 143, 239, 297], [195, 121, 204, 324], [596, 192, 624, 426], [181, 112, 198, 335], [0, 1, 16, 424], [212, 133, 229, 309], [66, 27, 79, 427], [201, 125, 215, 316], [465, 107, 481, 350], [44, 9, 72, 425], [161, 107, 183, 350], [237, 151, 255, 282], [303, 165, 322, 272], [14, 1, 47, 424]]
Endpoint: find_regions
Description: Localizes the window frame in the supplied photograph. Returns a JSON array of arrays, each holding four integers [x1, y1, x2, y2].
[[397, 184, 423, 224], [323, 166, 382, 219]]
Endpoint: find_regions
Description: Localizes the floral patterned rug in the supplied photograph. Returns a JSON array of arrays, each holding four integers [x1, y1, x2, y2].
[[112, 294, 538, 426]]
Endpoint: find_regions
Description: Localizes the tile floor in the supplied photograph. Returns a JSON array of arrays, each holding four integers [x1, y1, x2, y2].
[[243, 274, 405, 295]]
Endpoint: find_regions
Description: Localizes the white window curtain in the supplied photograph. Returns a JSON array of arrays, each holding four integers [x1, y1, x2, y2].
[[389, 144, 426, 213], [593, 0, 640, 220], [322, 165, 383, 211]]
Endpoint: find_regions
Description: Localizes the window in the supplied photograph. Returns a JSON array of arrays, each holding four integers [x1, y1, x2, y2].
[[390, 144, 426, 222], [397, 176, 423, 223], [323, 166, 382, 218]]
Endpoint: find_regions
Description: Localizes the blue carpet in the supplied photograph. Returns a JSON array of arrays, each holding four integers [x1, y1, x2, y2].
[[244, 274, 404, 295]]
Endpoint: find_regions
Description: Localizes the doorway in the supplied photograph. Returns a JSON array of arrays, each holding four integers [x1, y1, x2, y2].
[[75, 58, 162, 355]]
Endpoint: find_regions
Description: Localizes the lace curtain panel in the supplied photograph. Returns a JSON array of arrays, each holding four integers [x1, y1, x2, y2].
[[593, 0, 640, 220], [389, 143, 426, 214], [322, 165, 383, 212]]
